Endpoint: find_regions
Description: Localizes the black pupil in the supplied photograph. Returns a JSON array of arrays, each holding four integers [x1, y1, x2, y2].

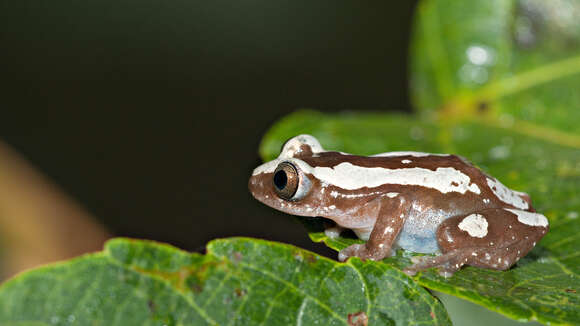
[[274, 170, 288, 190]]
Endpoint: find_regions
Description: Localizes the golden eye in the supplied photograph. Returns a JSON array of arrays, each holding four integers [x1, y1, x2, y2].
[[273, 162, 299, 200]]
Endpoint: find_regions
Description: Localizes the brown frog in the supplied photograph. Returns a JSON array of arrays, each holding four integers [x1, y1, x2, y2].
[[249, 135, 549, 276]]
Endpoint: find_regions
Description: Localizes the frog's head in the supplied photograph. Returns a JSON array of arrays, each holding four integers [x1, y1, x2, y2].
[[249, 135, 326, 217]]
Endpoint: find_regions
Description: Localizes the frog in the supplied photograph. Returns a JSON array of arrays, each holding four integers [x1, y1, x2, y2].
[[248, 135, 549, 276]]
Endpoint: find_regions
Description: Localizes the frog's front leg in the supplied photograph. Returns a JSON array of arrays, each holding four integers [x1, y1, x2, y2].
[[338, 194, 411, 262], [404, 208, 548, 277]]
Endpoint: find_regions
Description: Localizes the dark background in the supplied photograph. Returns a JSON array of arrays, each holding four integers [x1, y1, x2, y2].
[[1, 1, 416, 256]]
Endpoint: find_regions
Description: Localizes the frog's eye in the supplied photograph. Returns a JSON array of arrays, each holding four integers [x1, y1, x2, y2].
[[273, 162, 299, 200]]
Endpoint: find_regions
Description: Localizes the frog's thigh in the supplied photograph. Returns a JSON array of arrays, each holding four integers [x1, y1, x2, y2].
[[407, 208, 547, 276]]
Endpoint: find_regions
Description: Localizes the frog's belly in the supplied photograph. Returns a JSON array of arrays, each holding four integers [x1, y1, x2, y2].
[[395, 210, 451, 254]]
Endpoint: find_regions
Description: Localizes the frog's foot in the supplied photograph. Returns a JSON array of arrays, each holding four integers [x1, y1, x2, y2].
[[408, 208, 549, 276], [338, 244, 366, 262], [338, 243, 390, 262], [403, 249, 475, 277], [404, 238, 538, 277]]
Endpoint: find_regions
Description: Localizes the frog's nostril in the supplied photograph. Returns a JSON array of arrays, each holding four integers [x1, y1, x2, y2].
[[274, 170, 287, 190]]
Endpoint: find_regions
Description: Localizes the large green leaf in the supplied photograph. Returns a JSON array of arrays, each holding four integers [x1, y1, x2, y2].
[[259, 110, 580, 325], [410, 0, 580, 143], [0, 237, 450, 326]]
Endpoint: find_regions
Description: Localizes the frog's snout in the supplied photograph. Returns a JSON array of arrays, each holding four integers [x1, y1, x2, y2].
[[248, 174, 259, 198], [248, 172, 273, 204]]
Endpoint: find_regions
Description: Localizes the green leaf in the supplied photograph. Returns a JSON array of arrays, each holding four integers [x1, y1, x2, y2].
[[259, 110, 580, 325], [410, 0, 580, 143], [0, 237, 450, 326]]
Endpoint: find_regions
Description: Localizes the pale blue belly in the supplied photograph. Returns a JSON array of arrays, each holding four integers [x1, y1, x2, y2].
[[395, 209, 450, 254]]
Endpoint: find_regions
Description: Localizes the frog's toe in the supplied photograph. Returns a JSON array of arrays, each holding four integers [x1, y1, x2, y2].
[[338, 244, 366, 262], [404, 261, 459, 278], [404, 249, 470, 277]]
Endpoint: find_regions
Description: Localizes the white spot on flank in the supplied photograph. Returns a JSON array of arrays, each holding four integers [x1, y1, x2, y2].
[[504, 208, 549, 227], [486, 177, 529, 209], [458, 214, 488, 238], [330, 191, 339, 198], [472, 252, 478, 256], [400, 214, 405, 218], [386, 192, 399, 198], [483, 198, 490, 204], [384, 226, 394, 234], [402, 159, 412, 164], [328, 205, 336, 210], [485, 253, 491, 260]]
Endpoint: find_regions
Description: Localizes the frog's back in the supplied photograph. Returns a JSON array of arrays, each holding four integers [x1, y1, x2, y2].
[[361, 152, 535, 254]]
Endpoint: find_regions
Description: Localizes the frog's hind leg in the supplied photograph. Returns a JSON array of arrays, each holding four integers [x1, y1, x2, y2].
[[403, 208, 548, 277], [404, 249, 475, 277], [404, 239, 535, 277]]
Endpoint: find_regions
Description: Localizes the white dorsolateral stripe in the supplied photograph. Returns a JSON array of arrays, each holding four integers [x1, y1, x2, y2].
[[458, 213, 488, 238], [254, 158, 480, 194], [307, 162, 480, 194], [254, 159, 481, 194], [505, 208, 549, 227], [486, 177, 529, 210]]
